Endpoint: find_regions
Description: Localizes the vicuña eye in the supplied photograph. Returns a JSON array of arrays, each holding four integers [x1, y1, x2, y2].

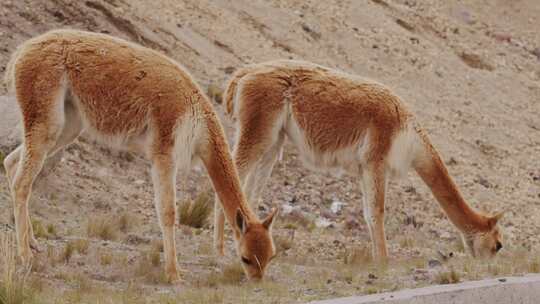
[[241, 256, 251, 265]]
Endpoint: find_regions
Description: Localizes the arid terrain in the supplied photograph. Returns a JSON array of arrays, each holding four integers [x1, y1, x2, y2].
[[0, 0, 539, 303]]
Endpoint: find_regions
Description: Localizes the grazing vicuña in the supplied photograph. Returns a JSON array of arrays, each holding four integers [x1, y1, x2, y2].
[[3, 30, 277, 282], [214, 60, 503, 261]]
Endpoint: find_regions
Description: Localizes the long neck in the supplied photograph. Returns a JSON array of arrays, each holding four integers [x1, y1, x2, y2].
[[413, 130, 489, 233], [200, 108, 257, 226]]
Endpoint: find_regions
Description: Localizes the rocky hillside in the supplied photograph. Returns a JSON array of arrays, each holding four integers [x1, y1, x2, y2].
[[0, 0, 539, 303]]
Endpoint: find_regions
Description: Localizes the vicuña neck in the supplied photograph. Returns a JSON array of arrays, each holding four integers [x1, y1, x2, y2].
[[200, 110, 257, 226], [413, 133, 490, 233]]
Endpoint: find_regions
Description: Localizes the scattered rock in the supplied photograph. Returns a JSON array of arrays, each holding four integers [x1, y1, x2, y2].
[[428, 259, 442, 268], [315, 217, 334, 228], [459, 52, 494, 71], [446, 157, 458, 166], [330, 200, 346, 214], [404, 186, 416, 194], [491, 32, 512, 43], [531, 48, 540, 61], [396, 18, 414, 32], [222, 66, 235, 74], [301, 23, 321, 40], [474, 176, 491, 188], [344, 215, 361, 230], [125, 234, 150, 245]]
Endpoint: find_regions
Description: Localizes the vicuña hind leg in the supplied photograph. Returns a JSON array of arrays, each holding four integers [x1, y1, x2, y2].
[[151, 152, 181, 282], [5, 100, 82, 254], [11, 125, 62, 265], [361, 162, 388, 262]]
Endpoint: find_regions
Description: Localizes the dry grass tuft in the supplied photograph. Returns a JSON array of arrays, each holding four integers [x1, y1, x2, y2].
[[99, 251, 113, 266], [0, 233, 35, 304], [87, 217, 117, 241], [201, 263, 245, 287], [135, 248, 167, 284], [179, 191, 213, 228], [59, 242, 75, 264], [31, 220, 47, 239], [342, 246, 372, 266], [117, 212, 136, 233], [435, 268, 460, 284], [71, 239, 89, 255]]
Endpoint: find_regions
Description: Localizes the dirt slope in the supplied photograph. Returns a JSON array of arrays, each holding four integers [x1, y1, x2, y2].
[[0, 0, 539, 303]]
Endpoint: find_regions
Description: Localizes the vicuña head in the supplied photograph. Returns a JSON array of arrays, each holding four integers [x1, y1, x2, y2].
[[234, 208, 278, 280], [463, 212, 504, 258]]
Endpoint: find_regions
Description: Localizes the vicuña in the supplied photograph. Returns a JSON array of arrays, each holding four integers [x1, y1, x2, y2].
[[214, 60, 503, 261], [3, 30, 277, 282]]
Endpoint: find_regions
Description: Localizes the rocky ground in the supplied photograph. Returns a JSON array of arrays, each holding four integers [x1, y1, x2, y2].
[[0, 0, 539, 303]]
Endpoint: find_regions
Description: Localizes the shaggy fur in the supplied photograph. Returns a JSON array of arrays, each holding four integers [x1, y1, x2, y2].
[[3, 29, 277, 282], [215, 60, 503, 260]]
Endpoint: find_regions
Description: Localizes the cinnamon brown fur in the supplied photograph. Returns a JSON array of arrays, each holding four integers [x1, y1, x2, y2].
[[215, 60, 503, 260], [3, 30, 277, 282]]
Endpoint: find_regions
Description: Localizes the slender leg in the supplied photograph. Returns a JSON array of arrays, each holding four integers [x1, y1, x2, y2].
[[4, 145, 22, 189], [243, 136, 284, 204], [11, 132, 53, 265], [5, 103, 82, 254], [150, 153, 180, 282], [361, 162, 388, 262]]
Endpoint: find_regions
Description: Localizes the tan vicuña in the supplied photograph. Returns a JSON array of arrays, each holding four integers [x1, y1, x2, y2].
[[3, 29, 277, 282], [214, 60, 503, 260]]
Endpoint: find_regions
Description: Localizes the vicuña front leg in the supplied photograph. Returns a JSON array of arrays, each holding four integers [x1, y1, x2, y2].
[[151, 154, 181, 283], [361, 163, 388, 262]]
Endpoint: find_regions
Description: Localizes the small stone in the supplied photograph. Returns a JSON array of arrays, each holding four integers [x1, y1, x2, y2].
[[531, 48, 540, 61], [330, 200, 346, 213], [223, 66, 235, 74], [368, 273, 378, 279], [404, 186, 416, 193], [474, 176, 491, 188], [315, 217, 334, 228], [428, 259, 442, 268]]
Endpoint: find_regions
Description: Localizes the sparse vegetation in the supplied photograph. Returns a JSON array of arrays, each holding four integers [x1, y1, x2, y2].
[[135, 248, 167, 284], [201, 263, 245, 287], [435, 268, 460, 284], [71, 239, 89, 255], [179, 191, 213, 228], [99, 251, 113, 266], [87, 217, 117, 241], [117, 212, 135, 233], [31, 219, 49, 239], [59, 241, 75, 263], [0, 233, 35, 304], [342, 246, 372, 266]]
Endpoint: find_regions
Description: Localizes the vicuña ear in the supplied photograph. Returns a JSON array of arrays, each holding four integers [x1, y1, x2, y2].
[[262, 208, 279, 230], [236, 209, 247, 234], [488, 211, 504, 227]]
